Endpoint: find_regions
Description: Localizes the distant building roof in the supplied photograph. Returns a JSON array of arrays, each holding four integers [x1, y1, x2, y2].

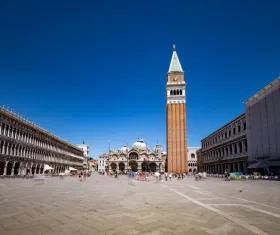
[[244, 76, 280, 105]]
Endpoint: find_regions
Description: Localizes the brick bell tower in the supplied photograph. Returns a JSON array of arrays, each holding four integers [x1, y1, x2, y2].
[[166, 45, 188, 173]]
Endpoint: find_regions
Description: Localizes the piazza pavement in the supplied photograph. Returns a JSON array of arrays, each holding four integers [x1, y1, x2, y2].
[[0, 174, 280, 235]]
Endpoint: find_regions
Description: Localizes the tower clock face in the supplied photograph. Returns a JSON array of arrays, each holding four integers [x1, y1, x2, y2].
[[173, 76, 178, 81]]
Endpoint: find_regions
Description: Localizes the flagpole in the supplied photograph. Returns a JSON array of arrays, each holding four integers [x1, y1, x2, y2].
[[108, 140, 110, 174]]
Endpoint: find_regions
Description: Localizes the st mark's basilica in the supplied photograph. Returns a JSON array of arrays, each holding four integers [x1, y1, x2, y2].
[[98, 138, 167, 173]]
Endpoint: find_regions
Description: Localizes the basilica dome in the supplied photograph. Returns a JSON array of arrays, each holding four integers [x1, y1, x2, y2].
[[120, 144, 129, 153], [132, 138, 147, 150]]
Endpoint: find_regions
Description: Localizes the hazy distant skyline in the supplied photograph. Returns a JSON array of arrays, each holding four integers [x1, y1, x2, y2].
[[1, 1, 279, 157]]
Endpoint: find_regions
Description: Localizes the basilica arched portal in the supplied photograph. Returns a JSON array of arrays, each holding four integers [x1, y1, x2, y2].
[[150, 162, 157, 172], [119, 162, 125, 172], [110, 162, 117, 172], [129, 160, 138, 172], [141, 161, 150, 172]]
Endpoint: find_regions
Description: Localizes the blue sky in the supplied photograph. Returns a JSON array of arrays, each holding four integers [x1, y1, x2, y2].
[[0, 0, 279, 158]]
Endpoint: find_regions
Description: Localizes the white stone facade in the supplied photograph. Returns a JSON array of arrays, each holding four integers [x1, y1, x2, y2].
[[201, 113, 248, 174], [0, 106, 84, 176], [76, 143, 89, 170], [99, 138, 167, 173], [98, 156, 107, 172], [188, 147, 200, 173]]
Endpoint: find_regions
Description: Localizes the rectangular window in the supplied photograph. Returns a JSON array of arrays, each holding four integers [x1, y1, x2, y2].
[[243, 122, 246, 130], [238, 125, 241, 132], [233, 128, 236, 135], [229, 131, 231, 137]]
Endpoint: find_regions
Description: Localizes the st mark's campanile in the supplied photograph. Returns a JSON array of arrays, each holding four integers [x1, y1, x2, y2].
[[166, 45, 188, 173]]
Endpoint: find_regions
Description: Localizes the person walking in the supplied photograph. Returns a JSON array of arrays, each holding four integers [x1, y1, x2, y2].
[[83, 171, 87, 182], [169, 173, 172, 182], [165, 172, 168, 181], [79, 171, 83, 182]]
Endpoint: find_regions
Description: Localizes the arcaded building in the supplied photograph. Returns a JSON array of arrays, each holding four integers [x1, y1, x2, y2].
[[99, 138, 167, 173], [201, 113, 248, 174], [0, 106, 84, 175], [245, 77, 280, 174]]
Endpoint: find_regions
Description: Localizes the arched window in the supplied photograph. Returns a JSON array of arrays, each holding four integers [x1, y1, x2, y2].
[[191, 153, 195, 158], [170, 90, 173, 95], [180, 90, 182, 95], [176, 90, 179, 95]]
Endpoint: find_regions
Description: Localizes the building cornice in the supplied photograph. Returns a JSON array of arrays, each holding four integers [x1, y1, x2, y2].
[[0, 106, 83, 153], [201, 113, 245, 142], [244, 76, 280, 105], [202, 134, 246, 153]]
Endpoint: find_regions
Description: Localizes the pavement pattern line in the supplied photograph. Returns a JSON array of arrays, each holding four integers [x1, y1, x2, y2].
[[162, 184, 270, 235], [186, 185, 200, 189], [195, 191, 222, 199], [177, 183, 280, 211], [222, 194, 280, 211], [207, 204, 280, 219], [195, 198, 222, 201]]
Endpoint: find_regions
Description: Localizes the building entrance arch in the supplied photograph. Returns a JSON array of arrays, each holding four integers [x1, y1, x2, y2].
[[36, 165, 40, 174], [14, 162, 20, 175], [110, 162, 117, 172], [189, 168, 192, 172], [150, 162, 157, 172], [6, 162, 13, 175], [0, 162, 5, 175], [31, 165, 36, 174], [118, 162, 125, 172], [129, 160, 138, 172], [141, 161, 150, 172]]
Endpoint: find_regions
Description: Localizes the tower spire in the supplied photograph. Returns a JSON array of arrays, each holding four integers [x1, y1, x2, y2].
[[168, 44, 183, 73]]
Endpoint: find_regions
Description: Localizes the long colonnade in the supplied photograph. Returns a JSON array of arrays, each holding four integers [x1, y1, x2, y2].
[[201, 113, 248, 174], [0, 106, 84, 176]]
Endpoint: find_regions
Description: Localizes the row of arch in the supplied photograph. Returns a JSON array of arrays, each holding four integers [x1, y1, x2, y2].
[[0, 118, 83, 158], [203, 140, 247, 162], [202, 118, 246, 149], [0, 160, 72, 176], [188, 162, 197, 167], [170, 89, 183, 96], [109, 160, 162, 172], [0, 140, 83, 167]]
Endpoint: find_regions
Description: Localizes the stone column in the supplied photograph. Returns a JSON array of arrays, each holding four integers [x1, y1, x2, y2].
[[227, 164, 231, 173], [237, 143, 240, 155], [243, 162, 247, 174], [3, 161, 8, 175], [237, 162, 241, 172], [11, 162, 15, 176], [242, 140, 245, 154]]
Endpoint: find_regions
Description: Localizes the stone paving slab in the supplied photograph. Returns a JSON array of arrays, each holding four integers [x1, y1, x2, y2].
[[0, 175, 280, 234]]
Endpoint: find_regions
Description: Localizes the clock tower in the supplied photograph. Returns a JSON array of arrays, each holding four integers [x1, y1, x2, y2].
[[166, 45, 188, 173]]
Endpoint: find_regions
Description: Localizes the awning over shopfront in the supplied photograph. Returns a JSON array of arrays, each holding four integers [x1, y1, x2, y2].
[[69, 167, 78, 171], [43, 164, 54, 172], [248, 161, 270, 168]]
